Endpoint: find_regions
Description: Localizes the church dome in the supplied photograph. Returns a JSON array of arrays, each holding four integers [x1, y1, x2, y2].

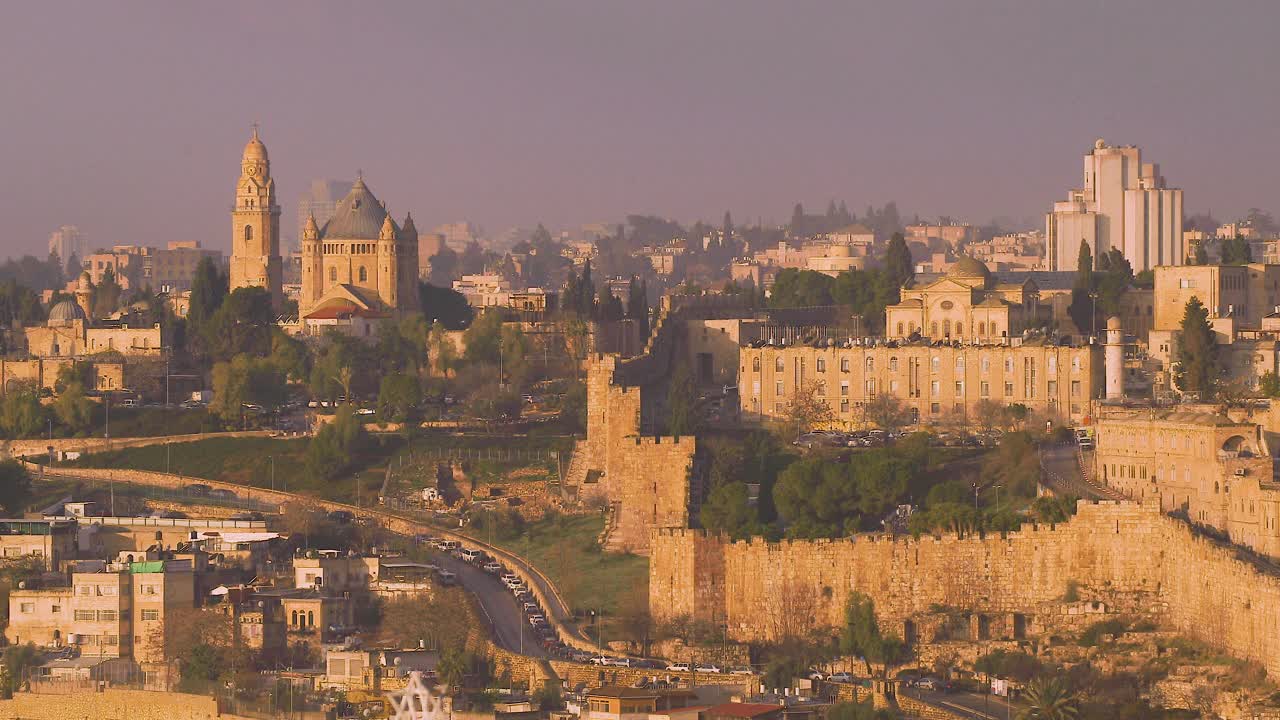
[[242, 127, 268, 164], [319, 175, 396, 240], [947, 256, 991, 281], [47, 299, 86, 325]]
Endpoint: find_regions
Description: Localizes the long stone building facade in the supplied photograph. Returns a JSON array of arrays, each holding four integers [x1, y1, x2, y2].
[[649, 500, 1280, 680], [1094, 408, 1280, 558], [739, 339, 1103, 427]]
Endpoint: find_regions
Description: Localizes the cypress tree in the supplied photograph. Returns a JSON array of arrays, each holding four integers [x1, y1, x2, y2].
[[1175, 296, 1221, 397]]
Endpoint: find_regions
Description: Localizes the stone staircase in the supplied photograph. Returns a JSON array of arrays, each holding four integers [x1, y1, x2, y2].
[[600, 501, 626, 552], [560, 440, 590, 501]]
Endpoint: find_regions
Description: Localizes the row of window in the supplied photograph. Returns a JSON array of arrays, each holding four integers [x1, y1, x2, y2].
[[751, 354, 1082, 374], [892, 320, 1004, 337], [755, 378, 1082, 401]]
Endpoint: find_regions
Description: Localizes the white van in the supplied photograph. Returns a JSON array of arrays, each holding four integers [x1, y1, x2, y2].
[[459, 548, 483, 564]]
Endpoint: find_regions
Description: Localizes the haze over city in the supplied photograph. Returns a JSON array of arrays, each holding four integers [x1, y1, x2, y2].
[[7, 4, 1280, 720], [3, 0, 1280, 255]]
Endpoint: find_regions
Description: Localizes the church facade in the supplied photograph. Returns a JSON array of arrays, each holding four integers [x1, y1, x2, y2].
[[299, 175, 420, 323]]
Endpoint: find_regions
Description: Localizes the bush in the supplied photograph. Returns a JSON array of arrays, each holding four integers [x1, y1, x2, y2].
[[974, 649, 1043, 683], [1078, 619, 1128, 647]]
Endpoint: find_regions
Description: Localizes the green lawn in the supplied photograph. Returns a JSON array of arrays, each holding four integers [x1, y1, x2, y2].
[[61, 435, 399, 505], [479, 513, 649, 617]]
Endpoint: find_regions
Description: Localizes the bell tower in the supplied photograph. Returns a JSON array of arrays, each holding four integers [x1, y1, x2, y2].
[[229, 125, 283, 309]]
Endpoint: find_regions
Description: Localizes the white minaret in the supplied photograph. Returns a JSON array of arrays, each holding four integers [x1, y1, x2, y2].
[[1104, 316, 1125, 401]]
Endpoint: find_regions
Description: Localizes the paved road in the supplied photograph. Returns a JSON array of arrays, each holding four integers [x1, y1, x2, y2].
[[434, 553, 549, 658], [904, 687, 1013, 719], [41, 470, 565, 657], [1040, 443, 1122, 501]]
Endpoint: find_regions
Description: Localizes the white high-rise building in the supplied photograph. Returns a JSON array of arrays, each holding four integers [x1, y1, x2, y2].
[[47, 225, 88, 264], [1045, 138, 1183, 272]]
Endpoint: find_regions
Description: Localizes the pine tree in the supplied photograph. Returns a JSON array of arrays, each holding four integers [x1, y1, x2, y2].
[[1068, 240, 1095, 334], [1175, 296, 1221, 398], [722, 211, 734, 251], [883, 233, 913, 288]]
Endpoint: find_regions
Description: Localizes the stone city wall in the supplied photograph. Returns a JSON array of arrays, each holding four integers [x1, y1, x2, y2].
[[0, 688, 261, 720], [650, 500, 1280, 680], [6, 430, 277, 459]]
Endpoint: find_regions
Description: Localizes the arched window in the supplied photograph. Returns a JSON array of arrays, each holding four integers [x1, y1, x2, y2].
[[358, 266, 368, 282], [307, 611, 315, 627], [752, 357, 760, 372], [896, 322, 904, 336], [955, 323, 963, 335], [291, 610, 298, 626], [243, 225, 253, 242], [979, 322, 986, 335], [943, 319, 951, 336], [329, 267, 337, 281], [930, 322, 937, 337]]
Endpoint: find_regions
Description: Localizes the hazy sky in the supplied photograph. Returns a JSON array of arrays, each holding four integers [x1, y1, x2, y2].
[[3, 0, 1279, 257]]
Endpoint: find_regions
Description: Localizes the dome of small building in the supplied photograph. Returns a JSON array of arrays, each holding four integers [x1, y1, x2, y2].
[[947, 256, 991, 281], [47, 299, 86, 325], [78, 271, 91, 292], [1107, 316, 1123, 331], [1095, 138, 1107, 150], [319, 175, 396, 240], [243, 127, 268, 164]]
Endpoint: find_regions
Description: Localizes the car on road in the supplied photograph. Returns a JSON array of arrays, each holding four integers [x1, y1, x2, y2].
[[808, 670, 827, 681], [327, 510, 355, 523], [459, 548, 484, 564], [667, 663, 690, 672], [589, 656, 610, 665], [729, 667, 753, 675], [435, 570, 457, 586], [828, 672, 855, 683], [569, 651, 592, 663], [522, 602, 539, 613], [482, 562, 503, 574], [527, 615, 545, 625], [184, 484, 212, 496], [436, 540, 460, 552], [606, 658, 632, 668], [693, 664, 721, 674], [914, 677, 949, 691]]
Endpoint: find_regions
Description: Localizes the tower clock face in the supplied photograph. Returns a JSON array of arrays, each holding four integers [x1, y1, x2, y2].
[[245, 166, 258, 177]]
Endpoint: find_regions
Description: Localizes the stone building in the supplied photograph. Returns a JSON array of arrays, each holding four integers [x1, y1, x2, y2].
[[298, 175, 420, 328], [1093, 408, 1280, 557], [884, 258, 1049, 341], [1152, 263, 1280, 334], [21, 292, 165, 359], [740, 338, 1101, 427], [0, 519, 77, 570], [7, 559, 194, 668], [229, 127, 283, 308]]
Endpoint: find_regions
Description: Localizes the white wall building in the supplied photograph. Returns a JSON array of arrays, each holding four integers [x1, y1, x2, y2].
[[1045, 139, 1183, 272]]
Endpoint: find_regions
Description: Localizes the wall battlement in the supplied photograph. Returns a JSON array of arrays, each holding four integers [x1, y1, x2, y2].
[[651, 500, 1280, 678]]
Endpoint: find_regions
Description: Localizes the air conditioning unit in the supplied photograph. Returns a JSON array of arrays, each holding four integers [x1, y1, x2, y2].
[[1235, 468, 1247, 476]]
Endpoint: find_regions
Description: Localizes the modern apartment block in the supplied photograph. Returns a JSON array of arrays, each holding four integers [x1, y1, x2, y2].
[[1045, 138, 1183, 272]]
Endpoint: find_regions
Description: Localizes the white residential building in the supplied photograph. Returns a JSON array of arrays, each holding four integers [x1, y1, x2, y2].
[[1045, 138, 1183, 272]]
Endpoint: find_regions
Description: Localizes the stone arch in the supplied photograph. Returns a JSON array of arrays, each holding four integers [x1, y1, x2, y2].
[[1222, 435, 1255, 455]]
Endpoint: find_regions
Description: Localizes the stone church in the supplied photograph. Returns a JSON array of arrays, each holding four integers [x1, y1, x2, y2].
[[228, 128, 420, 334]]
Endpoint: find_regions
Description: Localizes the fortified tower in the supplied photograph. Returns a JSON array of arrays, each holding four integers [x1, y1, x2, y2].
[[229, 126, 283, 309]]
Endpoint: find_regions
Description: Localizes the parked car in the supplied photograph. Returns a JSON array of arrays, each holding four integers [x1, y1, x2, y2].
[[482, 562, 503, 574], [589, 656, 610, 666], [694, 664, 721, 674], [184, 484, 212, 496], [828, 672, 855, 683], [667, 663, 690, 672], [915, 677, 944, 691], [808, 670, 827, 681], [729, 667, 753, 675], [327, 510, 355, 523]]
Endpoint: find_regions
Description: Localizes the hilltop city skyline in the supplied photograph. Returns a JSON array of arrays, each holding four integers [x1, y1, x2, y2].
[[4, 1, 1280, 257]]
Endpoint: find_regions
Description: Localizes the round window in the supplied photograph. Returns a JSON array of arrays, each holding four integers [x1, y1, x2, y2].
[[940, 300, 955, 310]]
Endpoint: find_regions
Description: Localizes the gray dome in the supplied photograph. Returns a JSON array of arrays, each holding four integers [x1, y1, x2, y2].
[[47, 299, 86, 325], [319, 176, 397, 240]]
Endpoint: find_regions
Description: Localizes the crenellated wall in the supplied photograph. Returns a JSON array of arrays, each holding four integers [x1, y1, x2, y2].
[[651, 500, 1280, 679]]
